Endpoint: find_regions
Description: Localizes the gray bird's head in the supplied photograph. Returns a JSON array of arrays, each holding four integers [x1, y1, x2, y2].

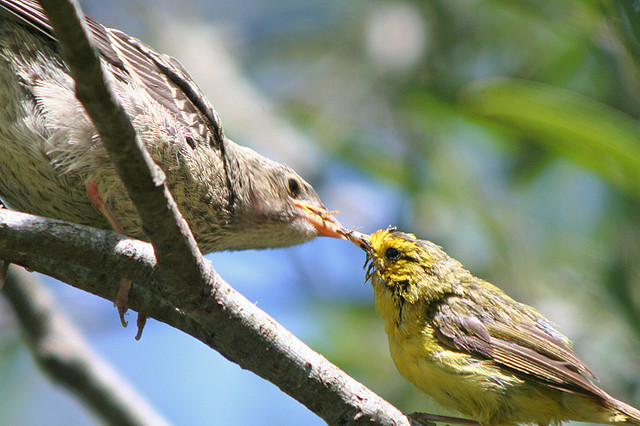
[[214, 143, 345, 251]]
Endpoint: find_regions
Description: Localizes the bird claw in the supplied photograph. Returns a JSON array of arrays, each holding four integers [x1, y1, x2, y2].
[[135, 314, 147, 341], [115, 279, 147, 339], [87, 181, 146, 337], [115, 278, 131, 327], [117, 305, 128, 327]]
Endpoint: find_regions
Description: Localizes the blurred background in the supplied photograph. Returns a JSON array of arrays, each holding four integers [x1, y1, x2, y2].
[[1, 0, 640, 424]]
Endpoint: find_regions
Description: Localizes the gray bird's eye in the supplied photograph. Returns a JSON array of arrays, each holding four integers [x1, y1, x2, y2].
[[288, 178, 301, 198]]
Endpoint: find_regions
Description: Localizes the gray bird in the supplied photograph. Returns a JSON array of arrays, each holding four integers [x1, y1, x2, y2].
[[0, 0, 343, 253]]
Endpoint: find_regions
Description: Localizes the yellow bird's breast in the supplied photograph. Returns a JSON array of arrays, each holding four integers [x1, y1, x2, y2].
[[380, 303, 615, 425], [385, 315, 519, 423]]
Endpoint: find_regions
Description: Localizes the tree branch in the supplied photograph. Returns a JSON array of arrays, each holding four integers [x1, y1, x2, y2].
[[0, 210, 414, 425], [1, 267, 170, 426], [0, 209, 157, 282], [0, 248, 193, 337], [11, 1, 415, 423]]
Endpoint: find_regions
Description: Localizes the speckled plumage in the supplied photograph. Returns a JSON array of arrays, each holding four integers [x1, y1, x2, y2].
[[353, 228, 640, 425], [0, 0, 339, 253]]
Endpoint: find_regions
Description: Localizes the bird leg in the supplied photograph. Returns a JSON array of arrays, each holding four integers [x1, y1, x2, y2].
[[85, 182, 125, 233], [86, 181, 146, 338]]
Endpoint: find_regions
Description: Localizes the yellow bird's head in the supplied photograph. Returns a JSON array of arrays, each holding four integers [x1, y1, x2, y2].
[[349, 226, 460, 305]]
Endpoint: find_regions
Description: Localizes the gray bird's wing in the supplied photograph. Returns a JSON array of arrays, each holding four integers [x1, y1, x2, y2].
[[0, 0, 224, 151]]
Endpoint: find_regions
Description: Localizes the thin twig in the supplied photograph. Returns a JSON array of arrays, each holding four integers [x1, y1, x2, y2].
[[1, 267, 170, 426]]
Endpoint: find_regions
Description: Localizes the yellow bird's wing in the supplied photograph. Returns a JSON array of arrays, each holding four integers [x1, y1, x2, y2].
[[431, 299, 607, 400]]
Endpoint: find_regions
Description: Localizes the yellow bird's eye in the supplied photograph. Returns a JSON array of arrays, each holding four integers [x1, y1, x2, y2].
[[385, 247, 401, 262]]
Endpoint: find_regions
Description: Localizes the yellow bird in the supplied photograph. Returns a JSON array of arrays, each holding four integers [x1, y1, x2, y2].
[[348, 227, 640, 425]]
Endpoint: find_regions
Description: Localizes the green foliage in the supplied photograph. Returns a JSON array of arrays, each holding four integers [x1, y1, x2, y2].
[[461, 78, 640, 200]]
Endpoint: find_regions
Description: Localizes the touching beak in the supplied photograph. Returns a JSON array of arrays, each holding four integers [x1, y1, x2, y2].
[[293, 201, 346, 240], [344, 230, 372, 253]]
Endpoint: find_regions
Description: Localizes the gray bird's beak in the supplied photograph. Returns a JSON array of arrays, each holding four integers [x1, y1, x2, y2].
[[292, 201, 346, 240]]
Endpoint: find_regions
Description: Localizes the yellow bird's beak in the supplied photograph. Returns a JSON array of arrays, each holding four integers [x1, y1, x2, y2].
[[344, 230, 372, 252]]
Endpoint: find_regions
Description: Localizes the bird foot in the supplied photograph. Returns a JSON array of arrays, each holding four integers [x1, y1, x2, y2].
[[115, 278, 131, 327], [116, 278, 147, 339], [135, 314, 147, 341], [86, 181, 147, 338]]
